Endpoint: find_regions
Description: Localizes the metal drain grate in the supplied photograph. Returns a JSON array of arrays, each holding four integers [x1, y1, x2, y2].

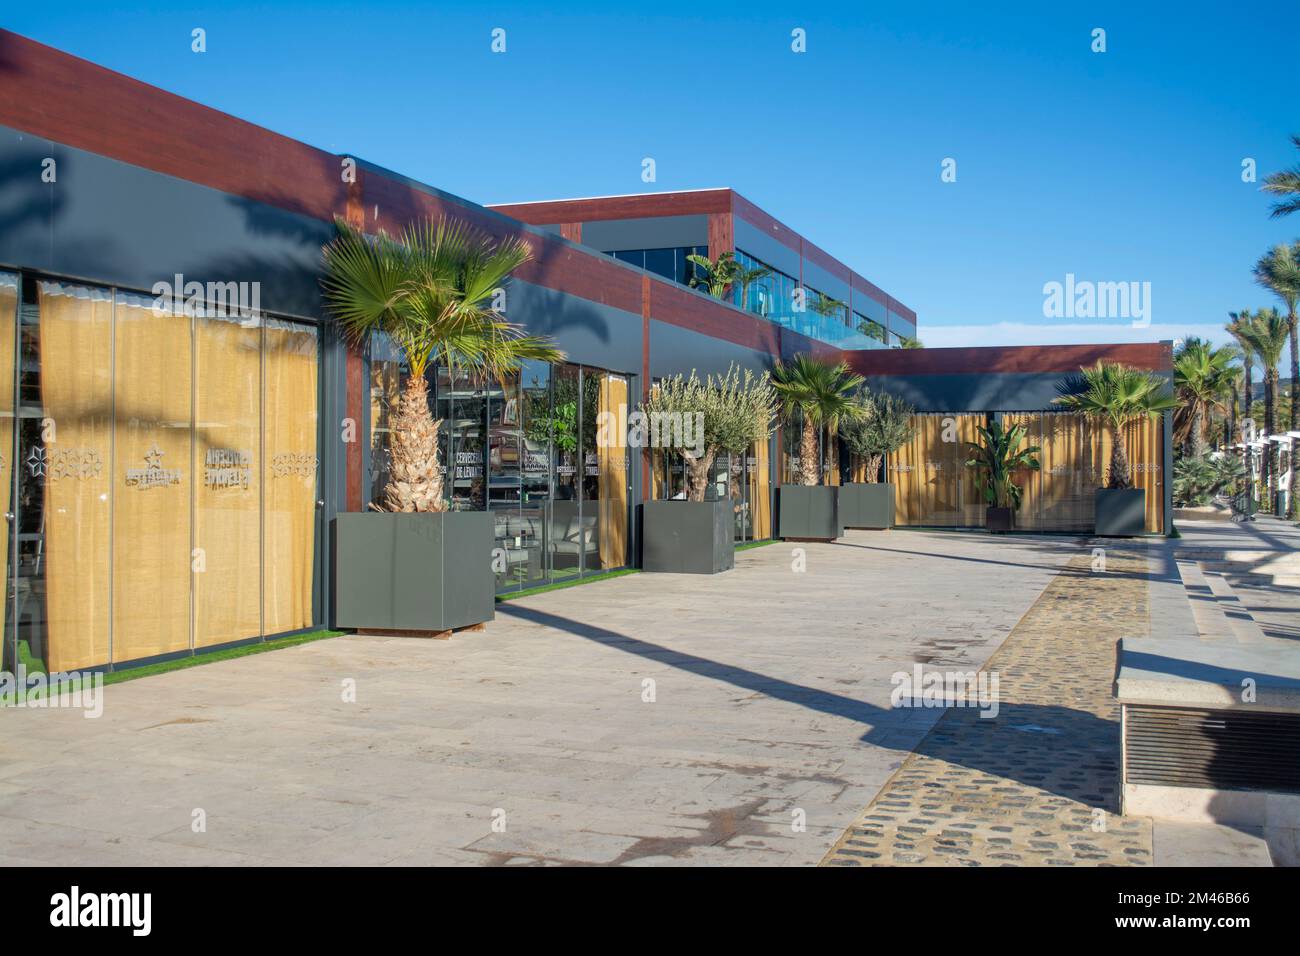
[[1126, 706, 1300, 793]]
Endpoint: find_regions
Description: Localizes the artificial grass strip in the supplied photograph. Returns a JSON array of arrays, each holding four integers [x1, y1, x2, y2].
[[2, 629, 346, 704], [496, 568, 639, 602], [735, 538, 779, 552]]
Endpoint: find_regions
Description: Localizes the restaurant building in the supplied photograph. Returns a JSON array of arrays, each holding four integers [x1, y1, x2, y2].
[[0, 29, 1171, 676]]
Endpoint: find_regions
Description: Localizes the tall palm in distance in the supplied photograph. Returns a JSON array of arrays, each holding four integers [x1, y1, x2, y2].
[[322, 217, 564, 513], [1174, 338, 1237, 458], [771, 355, 865, 486], [1262, 134, 1300, 219], [1253, 242, 1300, 516], [1227, 309, 1259, 481], [1235, 309, 1290, 510]]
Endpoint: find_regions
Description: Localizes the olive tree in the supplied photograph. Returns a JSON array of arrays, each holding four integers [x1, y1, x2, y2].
[[839, 390, 915, 483], [640, 364, 778, 501]]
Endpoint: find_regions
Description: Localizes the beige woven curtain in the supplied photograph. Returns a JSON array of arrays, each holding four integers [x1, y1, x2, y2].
[[890, 414, 984, 527], [0, 276, 16, 661], [194, 312, 262, 648], [597, 374, 628, 568], [264, 320, 318, 633], [751, 437, 771, 539], [112, 292, 193, 663], [38, 283, 114, 672]]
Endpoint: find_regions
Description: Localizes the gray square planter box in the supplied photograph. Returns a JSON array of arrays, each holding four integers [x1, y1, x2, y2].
[[641, 499, 734, 574], [1095, 488, 1146, 536], [334, 511, 496, 632], [778, 485, 840, 540], [838, 482, 895, 530]]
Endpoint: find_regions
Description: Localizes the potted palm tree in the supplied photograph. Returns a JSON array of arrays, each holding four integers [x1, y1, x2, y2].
[[838, 390, 915, 529], [771, 354, 864, 540], [323, 217, 563, 634], [1054, 361, 1177, 536], [638, 365, 777, 573], [965, 421, 1041, 533]]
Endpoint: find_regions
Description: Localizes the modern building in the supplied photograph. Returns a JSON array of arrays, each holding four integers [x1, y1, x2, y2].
[[489, 190, 918, 350], [0, 29, 1172, 678]]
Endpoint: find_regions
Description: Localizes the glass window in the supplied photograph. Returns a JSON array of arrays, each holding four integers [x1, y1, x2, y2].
[[549, 364, 583, 581]]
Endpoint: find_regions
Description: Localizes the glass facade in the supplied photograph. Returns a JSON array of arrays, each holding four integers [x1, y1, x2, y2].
[[651, 441, 772, 542], [1, 272, 322, 677], [368, 336, 632, 591], [608, 246, 709, 286], [733, 249, 883, 350]]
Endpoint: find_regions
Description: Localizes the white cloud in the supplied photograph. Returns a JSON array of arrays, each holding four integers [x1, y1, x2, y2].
[[919, 322, 1232, 350]]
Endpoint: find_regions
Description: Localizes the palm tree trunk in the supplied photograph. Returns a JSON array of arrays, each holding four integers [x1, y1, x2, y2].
[[800, 418, 818, 486], [382, 373, 445, 512], [1108, 421, 1132, 490], [1242, 350, 1253, 475], [1265, 372, 1279, 509], [1289, 312, 1298, 518], [1191, 406, 1205, 458]]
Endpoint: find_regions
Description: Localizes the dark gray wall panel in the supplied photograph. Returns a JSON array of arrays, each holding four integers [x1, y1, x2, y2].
[[581, 214, 708, 252], [506, 278, 642, 374], [649, 320, 772, 380], [867, 372, 1079, 412], [0, 123, 331, 318], [802, 259, 850, 303], [733, 218, 801, 278]]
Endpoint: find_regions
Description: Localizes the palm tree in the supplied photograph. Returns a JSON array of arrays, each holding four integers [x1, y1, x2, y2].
[[1227, 309, 1258, 476], [899, 336, 925, 349], [808, 292, 847, 324], [733, 262, 772, 314], [1173, 339, 1237, 457], [1054, 362, 1178, 489], [1262, 133, 1300, 219], [686, 251, 741, 299], [771, 355, 865, 486], [1254, 242, 1300, 516], [322, 216, 564, 513], [1235, 309, 1290, 510]]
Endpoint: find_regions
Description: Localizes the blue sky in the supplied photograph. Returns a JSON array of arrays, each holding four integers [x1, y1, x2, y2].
[[9, 1, 1298, 348]]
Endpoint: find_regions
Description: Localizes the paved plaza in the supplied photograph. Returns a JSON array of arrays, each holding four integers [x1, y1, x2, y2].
[[0, 525, 1289, 865]]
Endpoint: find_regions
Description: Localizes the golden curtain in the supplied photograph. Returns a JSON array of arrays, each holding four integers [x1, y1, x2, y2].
[[0, 276, 16, 662], [39, 283, 114, 672], [597, 374, 628, 568], [751, 436, 771, 539], [194, 313, 262, 648], [112, 293, 192, 662], [890, 414, 985, 527], [264, 320, 318, 634], [1004, 411, 1163, 533]]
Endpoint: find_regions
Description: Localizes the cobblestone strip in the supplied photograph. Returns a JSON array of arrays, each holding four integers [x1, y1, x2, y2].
[[822, 544, 1154, 866]]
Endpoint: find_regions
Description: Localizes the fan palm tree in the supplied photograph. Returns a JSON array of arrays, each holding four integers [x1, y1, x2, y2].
[[734, 262, 772, 314], [685, 251, 741, 299], [1054, 362, 1178, 489], [899, 336, 925, 349], [322, 216, 564, 513], [1235, 309, 1290, 510], [1173, 339, 1237, 457], [1262, 133, 1300, 219], [1254, 242, 1300, 516], [771, 355, 865, 486]]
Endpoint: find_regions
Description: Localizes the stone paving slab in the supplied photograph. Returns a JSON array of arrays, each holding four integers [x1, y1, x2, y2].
[[822, 546, 1156, 867], [0, 530, 1076, 866]]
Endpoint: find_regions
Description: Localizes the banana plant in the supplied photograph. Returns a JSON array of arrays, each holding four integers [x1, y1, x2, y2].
[[965, 421, 1041, 510]]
